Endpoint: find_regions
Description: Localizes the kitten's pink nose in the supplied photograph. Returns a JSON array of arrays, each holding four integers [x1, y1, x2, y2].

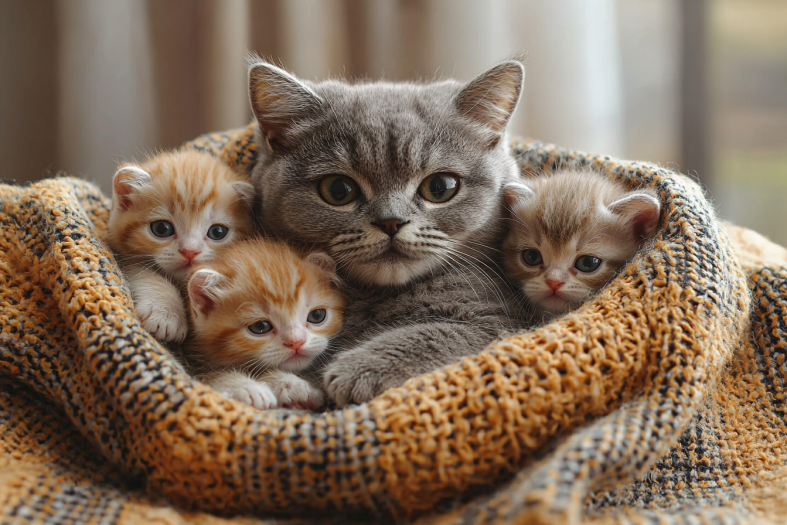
[[546, 280, 564, 291], [283, 339, 305, 352], [179, 249, 201, 262]]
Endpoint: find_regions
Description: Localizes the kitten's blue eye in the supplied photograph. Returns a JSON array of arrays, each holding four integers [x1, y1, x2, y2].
[[522, 249, 543, 266], [150, 220, 175, 238], [248, 320, 273, 335], [419, 173, 460, 203], [319, 175, 359, 206], [307, 308, 327, 324], [207, 224, 229, 240], [575, 255, 602, 272]]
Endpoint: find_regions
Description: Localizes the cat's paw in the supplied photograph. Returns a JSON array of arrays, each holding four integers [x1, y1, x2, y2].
[[136, 298, 188, 343], [323, 346, 406, 407], [266, 372, 325, 411], [217, 378, 278, 410]]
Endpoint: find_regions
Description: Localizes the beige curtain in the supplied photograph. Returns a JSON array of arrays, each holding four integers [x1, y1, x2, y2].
[[0, 0, 679, 193]]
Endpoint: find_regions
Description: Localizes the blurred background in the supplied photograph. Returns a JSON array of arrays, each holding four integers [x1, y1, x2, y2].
[[1, 0, 785, 243]]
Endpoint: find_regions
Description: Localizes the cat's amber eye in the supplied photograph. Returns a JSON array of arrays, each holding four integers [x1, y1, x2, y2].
[[207, 224, 229, 240], [419, 173, 460, 203], [319, 175, 360, 206], [307, 308, 327, 324], [248, 320, 273, 335], [150, 220, 175, 238], [522, 249, 543, 266], [575, 255, 602, 272]]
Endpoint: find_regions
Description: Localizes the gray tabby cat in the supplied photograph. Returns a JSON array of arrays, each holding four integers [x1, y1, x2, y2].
[[247, 56, 530, 406]]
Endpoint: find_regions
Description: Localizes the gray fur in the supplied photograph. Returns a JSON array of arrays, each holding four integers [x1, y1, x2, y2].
[[248, 57, 531, 406]]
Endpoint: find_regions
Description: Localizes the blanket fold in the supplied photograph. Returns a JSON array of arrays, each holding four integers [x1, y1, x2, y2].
[[1, 127, 785, 524]]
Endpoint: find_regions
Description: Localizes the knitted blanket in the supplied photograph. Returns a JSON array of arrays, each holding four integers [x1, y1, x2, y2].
[[2, 126, 787, 525]]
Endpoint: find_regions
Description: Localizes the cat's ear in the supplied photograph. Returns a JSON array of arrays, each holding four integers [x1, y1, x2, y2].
[[502, 182, 535, 209], [455, 59, 525, 141], [248, 59, 323, 152], [305, 252, 338, 280], [608, 192, 661, 240], [231, 181, 256, 208], [113, 166, 152, 211], [188, 269, 228, 318]]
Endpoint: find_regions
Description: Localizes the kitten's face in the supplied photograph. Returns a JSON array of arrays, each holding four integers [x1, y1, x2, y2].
[[188, 241, 344, 373], [503, 170, 660, 319], [248, 59, 524, 286], [107, 151, 255, 281]]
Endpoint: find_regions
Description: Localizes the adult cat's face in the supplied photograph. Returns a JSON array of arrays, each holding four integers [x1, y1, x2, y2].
[[248, 59, 524, 286]]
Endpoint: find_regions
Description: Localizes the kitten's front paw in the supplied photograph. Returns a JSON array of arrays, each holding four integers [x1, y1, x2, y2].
[[324, 346, 406, 407], [266, 373, 325, 411], [136, 300, 188, 343], [217, 378, 278, 410]]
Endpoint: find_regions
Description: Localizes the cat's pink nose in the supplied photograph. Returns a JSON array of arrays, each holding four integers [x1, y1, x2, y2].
[[546, 280, 564, 291], [179, 249, 201, 262], [283, 339, 305, 352]]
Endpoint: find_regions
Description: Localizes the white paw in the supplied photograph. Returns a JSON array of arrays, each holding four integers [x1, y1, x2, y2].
[[267, 373, 325, 411], [136, 300, 188, 343], [218, 379, 278, 410]]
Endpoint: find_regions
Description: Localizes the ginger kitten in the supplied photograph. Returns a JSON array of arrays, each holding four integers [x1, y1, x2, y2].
[[503, 169, 660, 320], [186, 239, 345, 410], [106, 150, 255, 342]]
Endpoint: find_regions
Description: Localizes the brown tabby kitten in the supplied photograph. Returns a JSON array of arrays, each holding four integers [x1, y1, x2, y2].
[[186, 239, 345, 410], [106, 150, 255, 342], [502, 169, 660, 320]]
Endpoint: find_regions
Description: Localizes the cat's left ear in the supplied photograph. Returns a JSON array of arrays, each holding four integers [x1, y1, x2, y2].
[[455, 59, 525, 145], [608, 191, 661, 240], [113, 166, 152, 211], [231, 181, 256, 208], [188, 269, 228, 318], [502, 182, 535, 210], [305, 252, 339, 281]]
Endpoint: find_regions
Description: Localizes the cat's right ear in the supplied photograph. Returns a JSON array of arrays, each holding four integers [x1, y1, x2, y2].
[[188, 269, 228, 318], [305, 252, 340, 283], [502, 182, 535, 210], [113, 166, 152, 211], [455, 59, 525, 145], [248, 59, 323, 152]]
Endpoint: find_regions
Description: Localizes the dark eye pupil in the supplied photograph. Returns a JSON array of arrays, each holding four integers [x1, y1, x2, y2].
[[308, 309, 327, 324], [329, 179, 350, 201], [430, 177, 447, 198], [523, 249, 542, 266], [207, 224, 228, 240], [576, 256, 601, 272], [150, 221, 174, 237], [249, 321, 272, 334]]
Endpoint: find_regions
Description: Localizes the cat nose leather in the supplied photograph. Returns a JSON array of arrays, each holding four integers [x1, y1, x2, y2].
[[179, 249, 201, 262], [373, 218, 407, 237], [546, 280, 564, 291], [283, 339, 305, 352]]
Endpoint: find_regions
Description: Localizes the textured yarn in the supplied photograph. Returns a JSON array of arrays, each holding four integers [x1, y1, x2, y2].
[[0, 124, 785, 524]]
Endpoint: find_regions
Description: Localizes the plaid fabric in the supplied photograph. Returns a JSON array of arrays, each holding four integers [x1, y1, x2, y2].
[[0, 126, 785, 524]]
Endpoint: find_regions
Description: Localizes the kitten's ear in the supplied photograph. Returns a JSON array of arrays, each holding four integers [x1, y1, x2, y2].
[[502, 182, 535, 209], [455, 59, 525, 141], [248, 59, 324, 152], [305, 252, 337, 280], [113, 166, 152, 211], [188, 269, 228, 318], [608, 192, 661, 240], [231, 181, 256, 208]]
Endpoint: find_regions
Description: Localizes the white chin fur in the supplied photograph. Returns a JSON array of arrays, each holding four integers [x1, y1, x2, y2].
[[346, 258, 437, 286]]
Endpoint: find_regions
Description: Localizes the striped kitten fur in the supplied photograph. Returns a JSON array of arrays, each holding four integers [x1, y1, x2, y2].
[[502, 169, 660, 321], [186, 239, 344, 410], [106, 150, 255, 343]]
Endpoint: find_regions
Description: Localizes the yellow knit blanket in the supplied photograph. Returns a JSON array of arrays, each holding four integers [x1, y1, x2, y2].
[[2, 126, 787, 524]]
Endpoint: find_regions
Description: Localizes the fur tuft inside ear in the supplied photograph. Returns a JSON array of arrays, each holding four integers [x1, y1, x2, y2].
[[113, 166, 152, 211], [248, 60, 323, 152], [608, 191, 661, 240], [304, 252, 338, 280], [502, 181, 535, 210], [455, 60, 525, 140], [231, 181, 256, 208], [188, 269, 228, 318]]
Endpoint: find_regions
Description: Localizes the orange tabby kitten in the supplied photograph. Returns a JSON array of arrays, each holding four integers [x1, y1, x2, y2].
[[503, 169, 660, 320], [106, 150, 255, 342], [186, 239, 345, 410]]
